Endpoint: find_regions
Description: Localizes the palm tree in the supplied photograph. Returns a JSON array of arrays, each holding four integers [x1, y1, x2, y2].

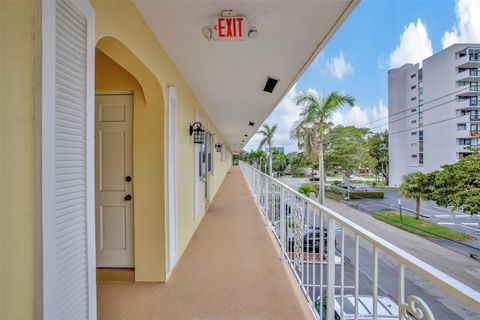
[[291, 91, 355, 204], [258, 123, 278, 176]]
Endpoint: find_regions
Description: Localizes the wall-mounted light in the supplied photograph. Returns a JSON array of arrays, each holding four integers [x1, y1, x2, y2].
[[215, 143, 223, 152], [190, 122, 205, 144]]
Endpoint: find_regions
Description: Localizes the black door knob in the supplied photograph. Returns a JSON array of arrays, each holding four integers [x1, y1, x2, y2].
[[124, 194, 132, 201], [126, 176, 132, 182]]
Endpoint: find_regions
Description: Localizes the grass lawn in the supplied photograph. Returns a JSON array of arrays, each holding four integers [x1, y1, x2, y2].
[[325, 190, 344, 201], [381, 186, 400, 190], [373, 211, 475, 241]]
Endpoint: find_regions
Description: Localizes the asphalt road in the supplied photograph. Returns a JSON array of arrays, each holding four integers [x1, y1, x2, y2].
[[277, 175, 480, 257], [276, 175, 480, 319], [298, 233, 463, 320], [343, 186, 480, 257]]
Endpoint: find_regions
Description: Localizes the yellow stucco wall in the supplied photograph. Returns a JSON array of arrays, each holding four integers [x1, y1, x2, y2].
[[0, 1, 35, 319], [0, 0, 233, 317], [92, 0, 232, 280]]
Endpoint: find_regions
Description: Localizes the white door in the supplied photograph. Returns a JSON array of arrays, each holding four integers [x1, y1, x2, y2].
[[95, 93, 134, 267]]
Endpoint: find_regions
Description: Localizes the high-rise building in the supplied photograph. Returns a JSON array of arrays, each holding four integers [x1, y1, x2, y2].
[[388, 44, 480, 186]]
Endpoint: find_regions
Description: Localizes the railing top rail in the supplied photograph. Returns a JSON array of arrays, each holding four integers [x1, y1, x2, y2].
[[239, 161, 480, 311]]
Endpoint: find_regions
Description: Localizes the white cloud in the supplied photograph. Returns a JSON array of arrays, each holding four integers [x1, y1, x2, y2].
[[326, 51, 353, 80], [244, 92, 389, 153], [332, 99, 388, 132], [442, 0, 480, 48], [244, 84, 302, 153], [388, 19, 433, 68]]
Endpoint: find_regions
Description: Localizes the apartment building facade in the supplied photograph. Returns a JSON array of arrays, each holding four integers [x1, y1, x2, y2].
[[388, 44, 480, 186]]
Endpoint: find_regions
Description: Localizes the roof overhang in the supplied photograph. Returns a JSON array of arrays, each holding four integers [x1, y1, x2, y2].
[[134, 1, 358, 152]]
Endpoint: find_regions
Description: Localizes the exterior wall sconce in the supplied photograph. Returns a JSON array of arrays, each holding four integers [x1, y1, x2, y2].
[[215, 143, 223, 152], [190, 122, 205, 144]]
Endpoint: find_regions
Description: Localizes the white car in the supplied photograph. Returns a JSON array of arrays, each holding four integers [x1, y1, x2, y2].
[[316, 295, 399, 320]]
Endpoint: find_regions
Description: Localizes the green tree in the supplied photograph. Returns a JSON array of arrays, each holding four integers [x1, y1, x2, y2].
[[289, 152, 313, 171], [298, 183, 318, 197], [399, 171, 430, 219], [367, 130, 389, 184], [291, 91, 355, 204], [324, 125, 370, 186], [246, 149, 267, 171], [258, 123, 278, 176], [272, 149, 288, 173], [425, 148, 480, 214]]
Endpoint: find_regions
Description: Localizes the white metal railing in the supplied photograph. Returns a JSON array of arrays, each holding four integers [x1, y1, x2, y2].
[[239, 161, 480, 320]]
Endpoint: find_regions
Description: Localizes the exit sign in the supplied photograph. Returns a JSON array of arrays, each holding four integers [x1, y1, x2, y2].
[[212, 16, 246, 41]]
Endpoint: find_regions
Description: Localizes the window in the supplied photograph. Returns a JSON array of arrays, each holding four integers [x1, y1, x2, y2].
[[458, 123, 467, 130], [411, 73, 416, 78], [419, 153, 424, 164], [207, 134, 213, 173], [411, 97, 416, 101], [458, 138, 472, 145], [470, 96, 478, 106], [412, 154, 417, 158], [411, 108, 416, 113], [199, 144, 206, 177], [411, 131, 417, 136], [411, 85, 417, 90], [411, 120, 417, 124]]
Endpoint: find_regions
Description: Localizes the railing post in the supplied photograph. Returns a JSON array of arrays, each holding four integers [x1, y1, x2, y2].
[[326, 216, 336, 320], [280, 187, 286, 259], [263, 174, 268, 225], [266, 176, 271, 225]]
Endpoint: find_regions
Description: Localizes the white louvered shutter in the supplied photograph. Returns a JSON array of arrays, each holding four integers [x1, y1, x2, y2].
[[42, 1, 96, 319]]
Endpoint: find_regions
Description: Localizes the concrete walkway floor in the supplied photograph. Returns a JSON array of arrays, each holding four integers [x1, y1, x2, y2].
[[97, 167, 313, 320]]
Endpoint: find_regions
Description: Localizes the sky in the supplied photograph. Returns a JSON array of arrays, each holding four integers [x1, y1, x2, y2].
[[244, 0, 480, 153]]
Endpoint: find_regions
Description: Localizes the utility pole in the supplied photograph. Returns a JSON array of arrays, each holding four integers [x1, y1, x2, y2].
[[398, 198, 403, 221]]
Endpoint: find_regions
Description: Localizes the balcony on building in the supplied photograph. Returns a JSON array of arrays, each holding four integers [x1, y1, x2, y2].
[[456, 47, 480, 68], [456, 67, 480, 83]]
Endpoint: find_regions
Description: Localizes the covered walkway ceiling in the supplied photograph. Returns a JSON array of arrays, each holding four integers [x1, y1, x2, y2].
[[134, 1, 358, 152]]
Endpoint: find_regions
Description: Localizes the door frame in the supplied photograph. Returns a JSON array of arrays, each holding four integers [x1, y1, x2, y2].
[[94, 91, 134, 268], [167, 87, 177, 271]]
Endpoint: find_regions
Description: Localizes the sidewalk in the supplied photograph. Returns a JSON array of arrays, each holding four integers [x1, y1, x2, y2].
[[324, 197, 480, 291], [97, 167, 313, 320]]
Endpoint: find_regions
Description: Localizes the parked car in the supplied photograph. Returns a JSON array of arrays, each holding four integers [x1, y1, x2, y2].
[[315, 295, 399, 320], [287, 226, 333, 254], [308, 176, 320, 181], [337, 183, 369, 191], [302, 168, 313, 176]]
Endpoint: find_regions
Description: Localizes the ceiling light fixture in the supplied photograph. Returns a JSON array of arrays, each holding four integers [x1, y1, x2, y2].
[[248, 26, 258, 39], [201, 26, 213, 41]]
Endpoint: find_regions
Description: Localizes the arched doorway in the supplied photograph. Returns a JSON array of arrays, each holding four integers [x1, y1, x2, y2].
[[95, 37, 167, 282]]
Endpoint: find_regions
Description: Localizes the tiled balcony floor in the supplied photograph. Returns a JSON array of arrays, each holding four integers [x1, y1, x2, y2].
[[97, 167, 313, 320]]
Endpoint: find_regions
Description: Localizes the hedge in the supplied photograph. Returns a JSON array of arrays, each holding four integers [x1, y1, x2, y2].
[[349, 191, 384, 199]]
